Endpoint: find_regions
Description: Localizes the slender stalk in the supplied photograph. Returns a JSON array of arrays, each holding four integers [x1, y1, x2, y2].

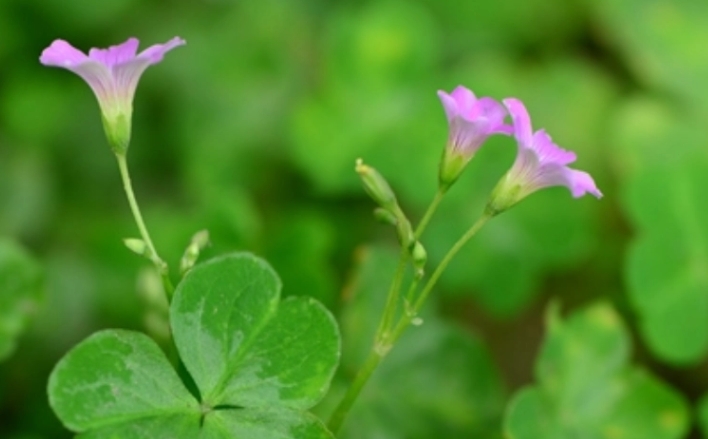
[[115, 153, 175, 300], [376, 187, 446, 343], [390, 212, 492, 345], [374, 248, 408, 342], [415, 188, 445, 238], [414, 212, 490, 312], [328, 189, 448, 434], [404, 278, 420, 310], [327, 350, 383, 435]]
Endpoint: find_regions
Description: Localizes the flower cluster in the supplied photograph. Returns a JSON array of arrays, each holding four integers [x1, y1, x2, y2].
[[437, 86, 602, 213]]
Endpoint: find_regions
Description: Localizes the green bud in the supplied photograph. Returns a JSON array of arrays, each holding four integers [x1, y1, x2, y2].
[[124, 237, 150, 258], [411, 241, 427, 279], [396, 216, 415, 250], [356, 158, 398, 212], [373, 207, 398, 226], [180, 230, 210, 275]]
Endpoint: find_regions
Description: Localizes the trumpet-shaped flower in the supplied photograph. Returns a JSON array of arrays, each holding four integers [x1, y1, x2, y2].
[[438, 86, 511, 190], [487, 98, 602, 215], [40, 37, 185, 155]]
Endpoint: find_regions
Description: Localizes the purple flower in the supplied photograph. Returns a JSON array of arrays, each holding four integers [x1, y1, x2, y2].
[[40, 37, 185, 154], [437, 86, 511, 190], [487, 98, 602, 215]]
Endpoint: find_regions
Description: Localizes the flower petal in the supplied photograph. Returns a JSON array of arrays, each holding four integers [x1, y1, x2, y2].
[[437, 90, 460, 122], [503, 98, 533, 148], [565, 169, 602, 198], [532, 130, 576, 166], [474, 97, 512, 134], [39, 40, 89, 67], [137, 37, 186, 64], [88, 38, 140, 67], [450, 86, 477, 112]]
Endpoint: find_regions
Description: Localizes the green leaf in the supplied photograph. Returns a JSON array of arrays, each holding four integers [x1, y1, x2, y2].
[[171, 253, 340, 408], [591, 0, 708, 113], [76, 415, 201, 439], [48, 330, 197, 431], [0, 238, 43, 361], [504, 302, 689, 439], [202, 409, 333, 439], [49, 253, 340, 438], [320, 246, 505, 438], [613, 99, 708, 363]]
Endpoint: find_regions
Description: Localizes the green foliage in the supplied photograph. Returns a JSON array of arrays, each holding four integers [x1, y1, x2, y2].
[[592, 0, 708, 113], [504, 303, 689, 439], [613, 96, 708, 364], [0, 239, 42, 361], [49, 253, 340, 438]]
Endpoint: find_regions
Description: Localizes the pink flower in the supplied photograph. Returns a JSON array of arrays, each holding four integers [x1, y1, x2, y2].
[[40, 37, 185, 154], [487, 98, 602, 215], [437, 86, 511, 190]]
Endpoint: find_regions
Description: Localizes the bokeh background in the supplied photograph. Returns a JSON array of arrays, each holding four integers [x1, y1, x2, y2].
[[2, 0, 708, 438]]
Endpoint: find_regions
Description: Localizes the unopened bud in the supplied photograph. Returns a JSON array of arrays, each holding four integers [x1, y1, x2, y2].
[[396, 217, 415, 250], [373, 208, 398, 226], [180, 230, 210, 275], [124, 238, 150, 258], [411, 241, 427, 279], [356, 158, 398, 212]]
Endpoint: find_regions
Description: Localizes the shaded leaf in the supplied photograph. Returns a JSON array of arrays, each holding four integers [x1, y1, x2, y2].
[[0, 239, 43, 361], [504, 303, 688, 439]]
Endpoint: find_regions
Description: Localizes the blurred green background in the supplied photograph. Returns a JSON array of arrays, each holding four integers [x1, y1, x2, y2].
[[2, 0, 708, 437]]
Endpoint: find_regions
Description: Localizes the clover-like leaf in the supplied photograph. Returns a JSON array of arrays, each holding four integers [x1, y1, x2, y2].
[[504, 302, 688, 439], [49, 252, 340, 438], [48, 330, 198, 432], [612, 99, 708, 364], [0, 238, 43, 361]]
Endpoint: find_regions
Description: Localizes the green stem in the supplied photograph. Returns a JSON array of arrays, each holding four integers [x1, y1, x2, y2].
[[327, 350, 383, 435], [328, 190, 448, 434], [115, 153, 175, 300], [374, 247, 408, 342], [390, 212, 492, 344], [414, 212, 491, 312], [415, 188, 445, 238], [375, 187, 446, 343]]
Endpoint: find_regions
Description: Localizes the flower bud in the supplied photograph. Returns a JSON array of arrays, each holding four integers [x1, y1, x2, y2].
[[411, 241, 427, 279], [180, 230, 210, 275], [373, 207, 398, 226], [124, 237, 150, 258], [396, 216, 415, 251], [355, 158, 398, 212]]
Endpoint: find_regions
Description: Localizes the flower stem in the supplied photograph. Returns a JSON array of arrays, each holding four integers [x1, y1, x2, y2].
[[115, 153, 175, 300], [327, 349, 383, 435], [391, 212, 492, 344], [415, 188, 445, 238], [374, 248, 408, 343], [328, 190, 448, 434]]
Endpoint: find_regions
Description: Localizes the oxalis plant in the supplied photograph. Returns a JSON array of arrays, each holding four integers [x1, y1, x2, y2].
[[39, 37, 601, 439]]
